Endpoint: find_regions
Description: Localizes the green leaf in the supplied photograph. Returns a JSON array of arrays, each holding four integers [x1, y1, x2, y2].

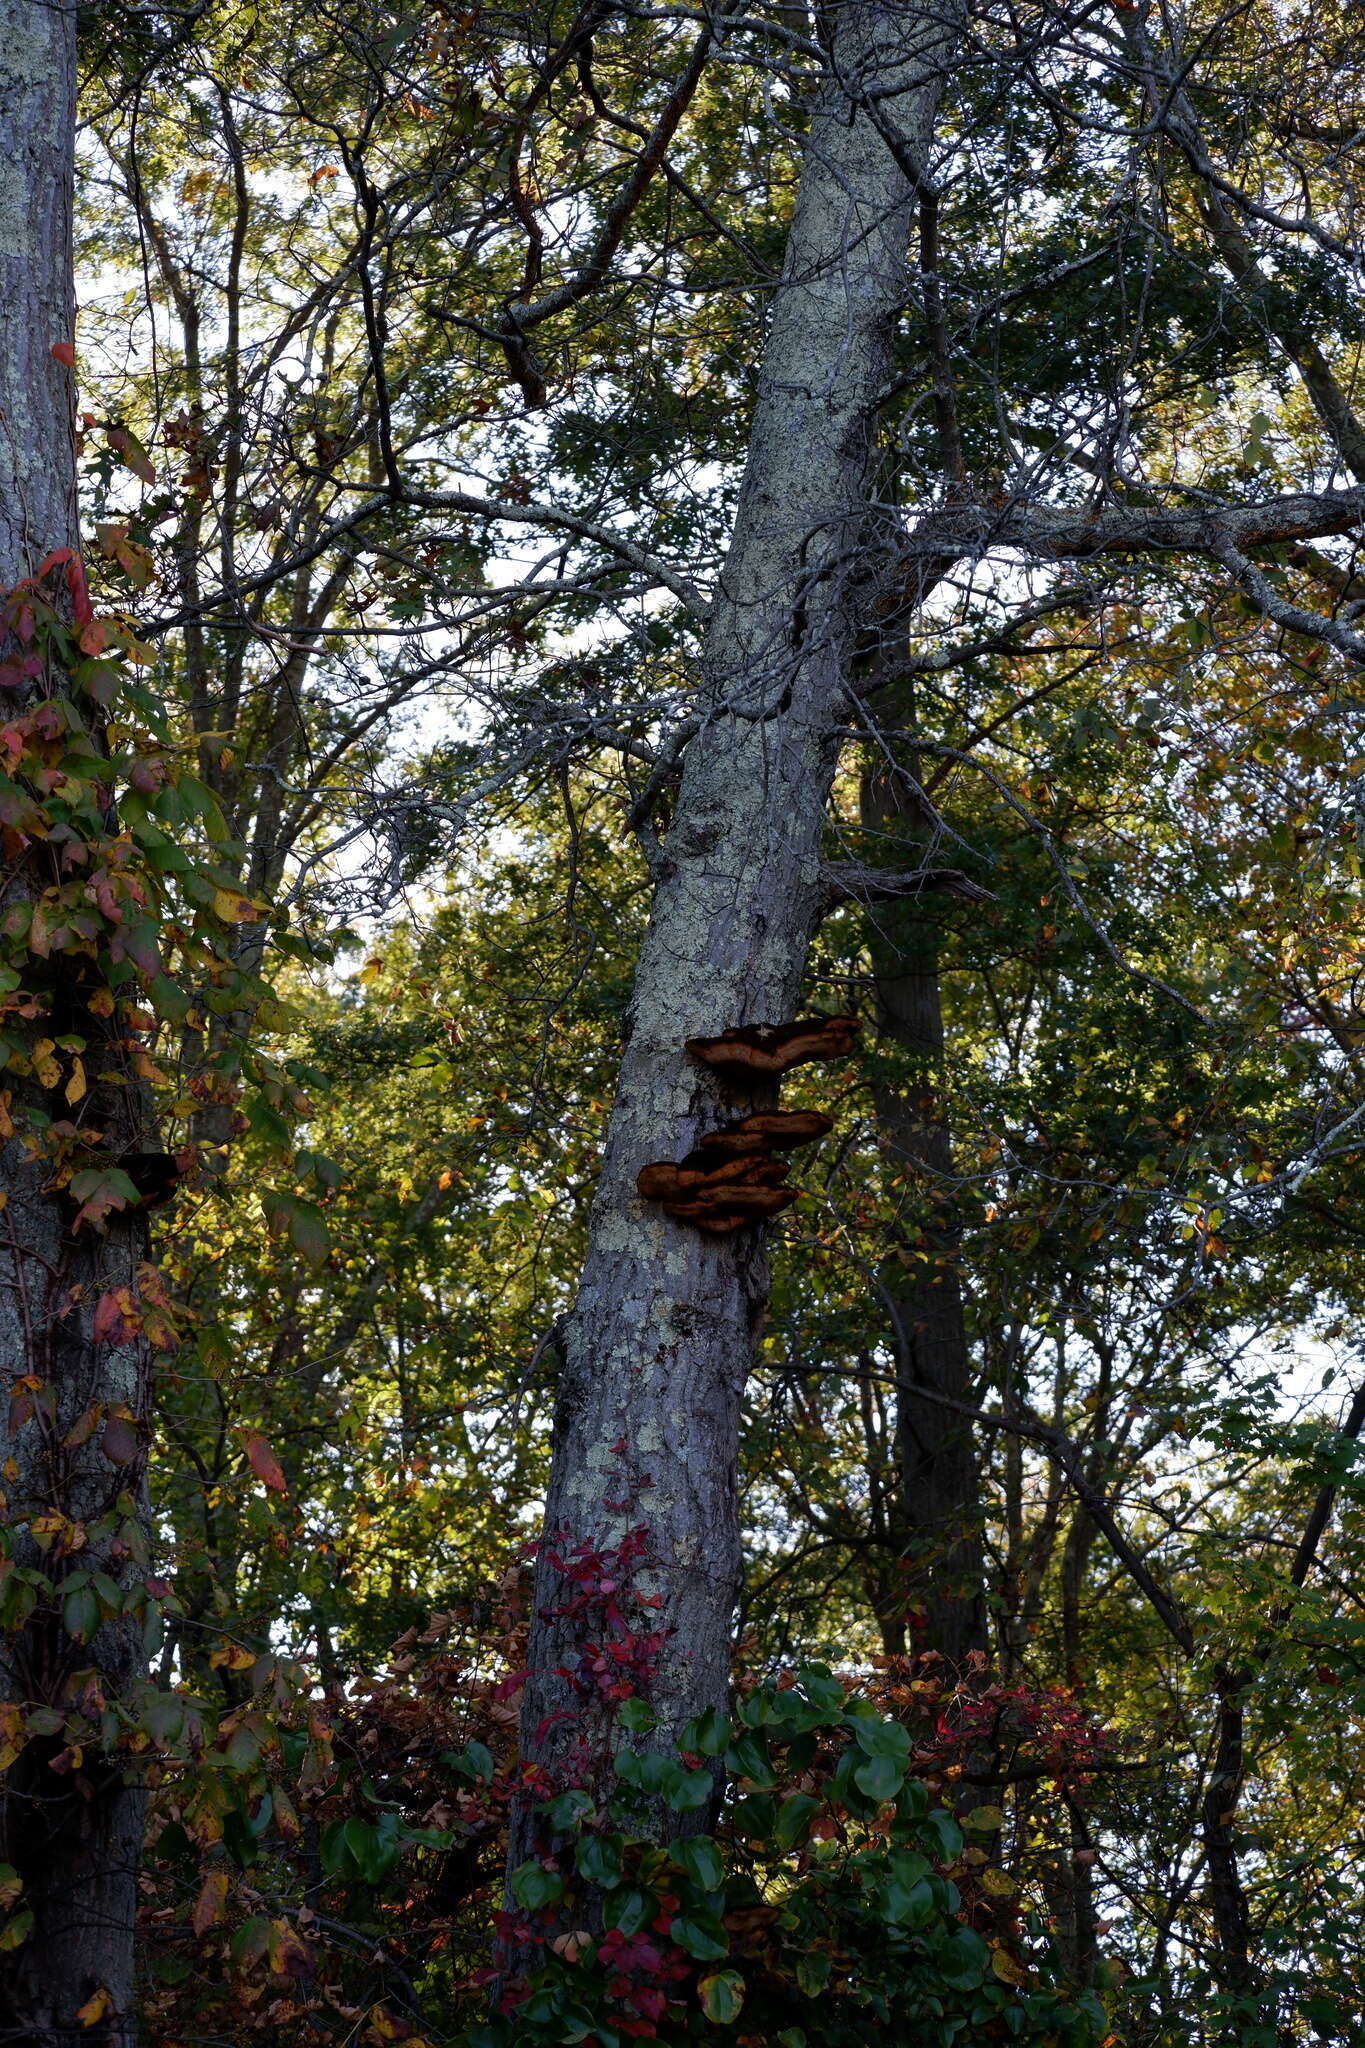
[[575, 1831, 623, 1888], [463, 1740, 494, 1783], [795, 1951, 831, 1996], [699, 1967, 745, 2023], [669, 1906, 728, 1961], [674, 1833, 724, 1891], [0, 1908, 33, 1952], [616, 1749, 682, 1799], [140, 1694, 186, 1746], [616, 1696, 656, 1733], [223, 1724, 261, 1773], [548, 1788, 594, 1832], [774, 1793, 822, 1851], [510, 1859, 565, 1911], [796, 1665, 845, 1713], [851, 1714, 911, 1764], [919, 1808, 964, 1860], [667, 1767, 714, 1813], [964, 1805, 1004, 1832], [61, 1581, 100, 1643], [852, 1752, 905, 1802], [686, 1704, 731, 1755], [724, 1729, 775, 1788], [229, 1914, 272, 1968], [603, 1885, 654, 1935], [883, 1874, 936, 1929]]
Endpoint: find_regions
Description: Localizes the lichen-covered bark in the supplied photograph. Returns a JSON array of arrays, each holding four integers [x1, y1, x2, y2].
[[0, 7, 149, 2039], [515, 0, 963, 1839], [0, 0, 79, 583]]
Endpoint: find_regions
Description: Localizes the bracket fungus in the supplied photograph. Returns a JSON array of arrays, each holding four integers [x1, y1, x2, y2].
[[684, 1014, 859, 1085], [694, 1109, 833, 1158], [637, 1108, 834, 1234]]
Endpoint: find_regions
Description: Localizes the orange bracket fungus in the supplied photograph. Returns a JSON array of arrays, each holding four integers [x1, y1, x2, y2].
[[684, 1014, 859, 1084], [636, 1107, 835, 1234], [694, 1109, 834, 1157]]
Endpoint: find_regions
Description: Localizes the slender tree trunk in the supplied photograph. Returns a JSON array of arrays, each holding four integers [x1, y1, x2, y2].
[[0, 8, 149, 2039], [860, 752, 987, 1664], [512, 0, 962, 1857], [1201, 1664, 1257, 2030]]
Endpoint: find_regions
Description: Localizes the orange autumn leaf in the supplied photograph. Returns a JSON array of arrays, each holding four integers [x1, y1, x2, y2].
[[75, 1987, 112, 2027], [193, 1868, 229, 1938]]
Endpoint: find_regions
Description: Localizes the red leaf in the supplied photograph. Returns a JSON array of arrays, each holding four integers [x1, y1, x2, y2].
[[50, 341, 76, 368], [93, 1289, 139, 1346], [68, 556, 95, 629], [245, 1431, 287, 1494]]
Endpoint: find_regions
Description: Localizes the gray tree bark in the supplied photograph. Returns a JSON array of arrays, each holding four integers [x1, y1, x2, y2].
[[513, 0, 963, 1855], [0, 6, 149, 2039]]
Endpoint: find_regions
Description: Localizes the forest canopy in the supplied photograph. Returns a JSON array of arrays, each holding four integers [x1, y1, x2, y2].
[[0, 0, 1363, 2042]]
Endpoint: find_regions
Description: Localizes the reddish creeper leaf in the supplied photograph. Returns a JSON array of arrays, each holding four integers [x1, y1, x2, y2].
[[245, 1431, 287, 1494], [93, 1289, 139, 1346], [50, 342, 76, 368]]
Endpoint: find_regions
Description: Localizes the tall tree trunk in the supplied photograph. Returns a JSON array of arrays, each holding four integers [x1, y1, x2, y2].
[[860, 753, 987, 1665], [0, 7, 149, 2039], [511, 0, 962, 1865]]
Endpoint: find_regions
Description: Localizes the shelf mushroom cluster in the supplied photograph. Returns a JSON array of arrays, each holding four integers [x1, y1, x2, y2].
[[636, 1015, 858, 1235]]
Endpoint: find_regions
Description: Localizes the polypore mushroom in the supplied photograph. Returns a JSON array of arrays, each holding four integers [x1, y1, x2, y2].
[[695, 1109, 834, 1157], [664, 1183, 800, 1234], [637, 1148, 798, 1233], [636, 1109, 837, 1233], [684, 1015, 859, 1084]]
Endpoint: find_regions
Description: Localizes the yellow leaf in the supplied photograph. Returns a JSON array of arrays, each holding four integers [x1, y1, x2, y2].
[[991, 1947, 1030, 1988], [32, 1039, 60, 1089], [76, 1987, 112, 2026], [212, 887, 263, 924], [65, 1057, 86, 1105], [981, 1867, 1016, 1897]]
